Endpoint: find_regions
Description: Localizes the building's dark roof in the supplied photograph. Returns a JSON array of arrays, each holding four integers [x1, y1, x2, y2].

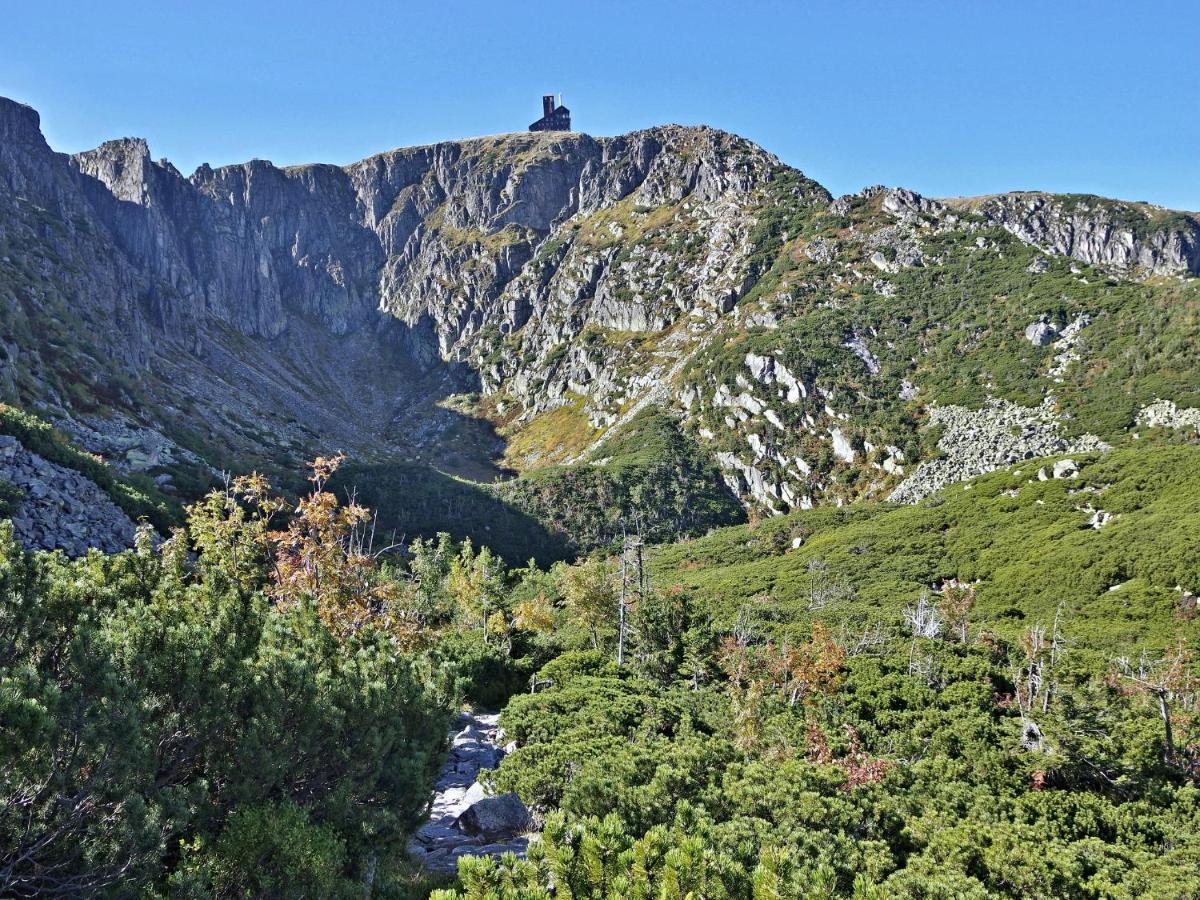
[[530, 105, 571, 132]]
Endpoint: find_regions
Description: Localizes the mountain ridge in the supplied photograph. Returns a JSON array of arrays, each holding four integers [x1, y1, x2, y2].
[[2, 95, 1199, 559]]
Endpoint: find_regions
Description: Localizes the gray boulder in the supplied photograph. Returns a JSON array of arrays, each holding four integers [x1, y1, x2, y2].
[[0, 436, 138, 555], [1052, 458, 1079, 479], [455, 792, 531, 839], [1024, 317, 1058, 346]]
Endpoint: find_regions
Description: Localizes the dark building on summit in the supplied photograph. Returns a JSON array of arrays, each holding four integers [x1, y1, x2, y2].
[[529, 94, 571, 131]]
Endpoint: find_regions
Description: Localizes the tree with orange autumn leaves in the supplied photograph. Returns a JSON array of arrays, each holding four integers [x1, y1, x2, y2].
[[194, 454, 418, 646], [718, 612, 852, 759], [718, 617, 846, 708]]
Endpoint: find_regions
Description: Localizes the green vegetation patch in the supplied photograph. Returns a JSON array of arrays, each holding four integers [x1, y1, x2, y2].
[[651, 445, 1200, 657], [498, 409, 746, 554]]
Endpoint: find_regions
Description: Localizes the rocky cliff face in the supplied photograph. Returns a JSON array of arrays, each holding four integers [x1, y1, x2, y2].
[[1, 96, 812, 470], [963, 192, 1200, 277], [343, 125, 817, 406], [67, 118, 797, 356], [2, 95, 1199, 549]]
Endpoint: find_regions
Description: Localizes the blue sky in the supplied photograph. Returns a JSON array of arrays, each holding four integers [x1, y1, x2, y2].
[[4, 1, 1197, 209]]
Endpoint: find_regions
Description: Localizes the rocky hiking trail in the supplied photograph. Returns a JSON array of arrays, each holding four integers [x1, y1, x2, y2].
[[407, 711, 533, 875]]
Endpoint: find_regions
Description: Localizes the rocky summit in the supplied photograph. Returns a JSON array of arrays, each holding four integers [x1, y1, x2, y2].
[[1, 94, 1199, 558]]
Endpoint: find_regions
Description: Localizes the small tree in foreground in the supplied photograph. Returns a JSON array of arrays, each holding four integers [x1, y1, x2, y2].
[[559, 556, 615, 651], [1115, 642, 1198, 769], [268, 454, 413, 643]]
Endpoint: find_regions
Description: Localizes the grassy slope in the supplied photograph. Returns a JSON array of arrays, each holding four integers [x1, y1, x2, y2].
[[332, 409, 746, 566], [497, 408, 745, 550], [650, 443, 1200, 657]]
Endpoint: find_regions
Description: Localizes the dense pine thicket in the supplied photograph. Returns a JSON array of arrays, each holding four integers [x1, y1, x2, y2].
[[0, 460, 458, 898], [429, 448, 1200, 897], [3, 445, 1199, 898]]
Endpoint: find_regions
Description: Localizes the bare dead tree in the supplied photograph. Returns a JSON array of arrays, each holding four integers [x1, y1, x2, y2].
[[1114, 643, 1197, 767], [806, 558, 855, 611], [1042, 604, 1068, 714], [904, 593, 943, 640], [616, 517, 647, 668], [731, 604, 757, 648], [839, 620, 891, 658], [903, 592, 942, 681], [1012, 605, 1070, 718]]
